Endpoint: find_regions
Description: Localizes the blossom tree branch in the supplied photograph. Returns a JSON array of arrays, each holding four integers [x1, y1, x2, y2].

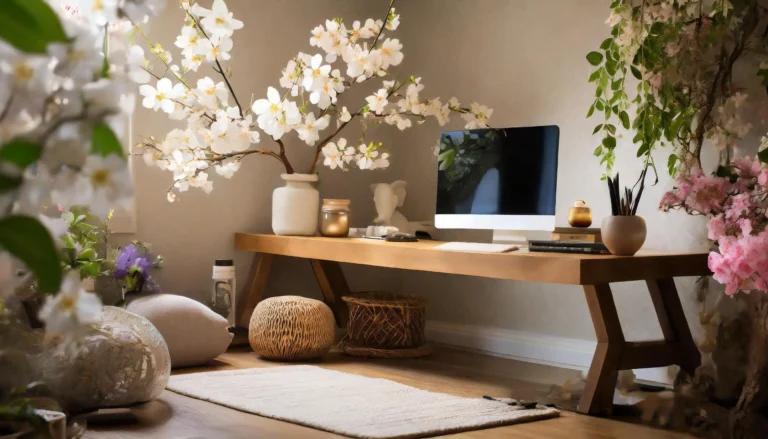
[[187, 12, 245, 118], [309, 113, 358, 174], [275, 138, 294, 174], [369, 0, 396, 52]]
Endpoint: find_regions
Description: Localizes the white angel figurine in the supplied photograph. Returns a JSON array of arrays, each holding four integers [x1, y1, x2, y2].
[[370, 180, 410, 233]]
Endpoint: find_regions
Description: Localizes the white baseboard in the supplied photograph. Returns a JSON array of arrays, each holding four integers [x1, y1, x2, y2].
[[426, 320, 675, 385]]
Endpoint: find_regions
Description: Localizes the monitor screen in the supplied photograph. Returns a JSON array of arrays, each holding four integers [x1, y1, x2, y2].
[[435, 126, 559, 217]]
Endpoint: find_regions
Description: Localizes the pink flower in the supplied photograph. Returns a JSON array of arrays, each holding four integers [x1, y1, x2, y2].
[[725, 193, 754, 221], [646, 71, 663, 90], [737, 218, 753, 236], [686, 174, 730, 214], [707, 214, 726, 241], [665, 42, 681, 57], [660, 149, 768, 296], [659, 191, 681, 211], [709, 250, 740, 295], [733, 156, 761, 179], [759, 170, 768, 187]]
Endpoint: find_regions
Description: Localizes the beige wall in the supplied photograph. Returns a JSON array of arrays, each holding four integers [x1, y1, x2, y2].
[[129, 1, 765, 348], [388, 0, 763, 343]]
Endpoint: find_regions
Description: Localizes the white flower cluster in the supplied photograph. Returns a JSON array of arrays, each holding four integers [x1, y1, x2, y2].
[[137, 1, 493, 200], [1, 1, 153, 219], [136, 0, 259, 196], [0, 0, 165, 334], [710, 92, 753, 151]]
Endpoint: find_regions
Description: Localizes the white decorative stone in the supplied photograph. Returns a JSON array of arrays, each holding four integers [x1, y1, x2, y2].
[[44, 306, 170, 411], [272, 173, 320, 236]]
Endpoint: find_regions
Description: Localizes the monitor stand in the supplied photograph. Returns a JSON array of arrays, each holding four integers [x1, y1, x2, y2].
[[492, 229, 552, 246]]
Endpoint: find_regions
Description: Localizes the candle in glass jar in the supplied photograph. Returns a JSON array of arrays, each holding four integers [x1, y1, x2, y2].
[[320, 199, 351, 237]]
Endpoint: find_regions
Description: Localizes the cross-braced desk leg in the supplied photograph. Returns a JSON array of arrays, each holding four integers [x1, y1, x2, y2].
[[236, 255, 349, 330], [578, 279, 701, 416], [579, 284, 624, 415], [237, 254, 274, 328], [646, 278, 701, 377], [310, 259, 350, 328]]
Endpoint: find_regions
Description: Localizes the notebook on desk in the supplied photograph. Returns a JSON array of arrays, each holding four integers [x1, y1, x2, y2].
[[528, 240, 610, 255]]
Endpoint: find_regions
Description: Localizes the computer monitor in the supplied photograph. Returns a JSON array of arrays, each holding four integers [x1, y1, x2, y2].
[[434, 125, 559, 231]]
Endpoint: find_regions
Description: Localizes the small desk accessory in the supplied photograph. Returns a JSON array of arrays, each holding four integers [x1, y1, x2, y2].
[[567, 200, 593, 227]]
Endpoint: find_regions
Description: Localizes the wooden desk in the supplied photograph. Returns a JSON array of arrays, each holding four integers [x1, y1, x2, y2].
[[235, 233, 711, 416]]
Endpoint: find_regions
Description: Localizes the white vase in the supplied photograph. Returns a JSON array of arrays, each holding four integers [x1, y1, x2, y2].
[[272, 173, 320, 236]]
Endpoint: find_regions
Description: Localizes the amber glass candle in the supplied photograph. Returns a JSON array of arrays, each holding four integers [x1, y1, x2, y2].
[[320, 199, 351, 237], [568, 200, 592, 228]]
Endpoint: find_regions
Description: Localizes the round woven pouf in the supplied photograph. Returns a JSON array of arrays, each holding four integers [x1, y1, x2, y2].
[[249, 296, 335, 361]]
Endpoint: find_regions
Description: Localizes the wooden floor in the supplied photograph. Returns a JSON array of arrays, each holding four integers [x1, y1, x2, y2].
[[85, 345, 695, 439]]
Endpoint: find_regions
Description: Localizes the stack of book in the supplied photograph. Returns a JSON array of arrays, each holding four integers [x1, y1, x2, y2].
[[550, 227, 602, 243], [529, 240, 610, 255]]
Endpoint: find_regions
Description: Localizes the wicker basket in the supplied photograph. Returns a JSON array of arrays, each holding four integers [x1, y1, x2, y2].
[[342, 292, 427, 350]]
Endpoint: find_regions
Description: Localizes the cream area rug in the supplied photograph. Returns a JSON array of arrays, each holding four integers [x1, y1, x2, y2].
[[167, 365, 559, 439]]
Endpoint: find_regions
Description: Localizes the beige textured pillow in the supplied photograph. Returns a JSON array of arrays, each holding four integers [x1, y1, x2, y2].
[[127, 294, 233, 368]]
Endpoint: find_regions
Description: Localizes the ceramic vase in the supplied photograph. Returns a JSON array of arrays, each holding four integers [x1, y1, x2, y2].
[[272, 173, 320, 236], [600, 216, 647, 256]]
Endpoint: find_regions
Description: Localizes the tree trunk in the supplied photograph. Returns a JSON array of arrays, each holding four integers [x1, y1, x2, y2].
[[731, 293, 768, 439]]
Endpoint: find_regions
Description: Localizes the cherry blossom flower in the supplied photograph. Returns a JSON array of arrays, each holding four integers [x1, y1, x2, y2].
[[205, 36, 233, 62], [126, 45, 151, 83], [318, 19, 348, 63], [74, 0, 119, 25], [296, 113, 330, 145], [379, 38, 404, 69], [38, 272, 103, 334], [309, 25, 325, 48], [280, 59, 301, 94], [215, 160, 241, 178], [322, 139, 347, 170], [210, 117, 249, 153], [198, 0, 244, 38], [195, 77, 228, 109], [81, 155, 133, 217], [366, 88, 389, 114], [302, 54, 331, 92], [175, 26, 202, 58], [251, 87, 301, 139], [140, 78, 177, 113]]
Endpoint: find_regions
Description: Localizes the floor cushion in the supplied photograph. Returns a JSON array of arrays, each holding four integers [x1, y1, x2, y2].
[[249, 296, 335, 360], [127, 294, 233, 368]]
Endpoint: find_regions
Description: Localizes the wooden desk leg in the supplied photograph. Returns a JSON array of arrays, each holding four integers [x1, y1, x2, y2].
[[236, 254, 274, 328], [310, 260, 350, 328], [579, 284, 625, 416], [647, 278, 701, 376]]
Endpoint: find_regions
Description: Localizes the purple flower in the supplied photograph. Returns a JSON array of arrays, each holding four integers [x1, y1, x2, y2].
[[114, 244, 141, 280], [113, 244, 161, 295]]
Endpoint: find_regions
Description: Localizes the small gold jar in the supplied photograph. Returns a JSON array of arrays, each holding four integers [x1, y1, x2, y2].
[[568, 200, 592, 228], [320, 199, 351, 237]]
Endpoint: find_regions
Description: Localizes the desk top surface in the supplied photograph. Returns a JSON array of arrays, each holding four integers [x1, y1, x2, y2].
[[235, 233, 711, 285]]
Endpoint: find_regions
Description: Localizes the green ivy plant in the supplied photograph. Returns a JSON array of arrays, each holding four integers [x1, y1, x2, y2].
[[59, 208, 112, 281], [587, 0, 767, 181]]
